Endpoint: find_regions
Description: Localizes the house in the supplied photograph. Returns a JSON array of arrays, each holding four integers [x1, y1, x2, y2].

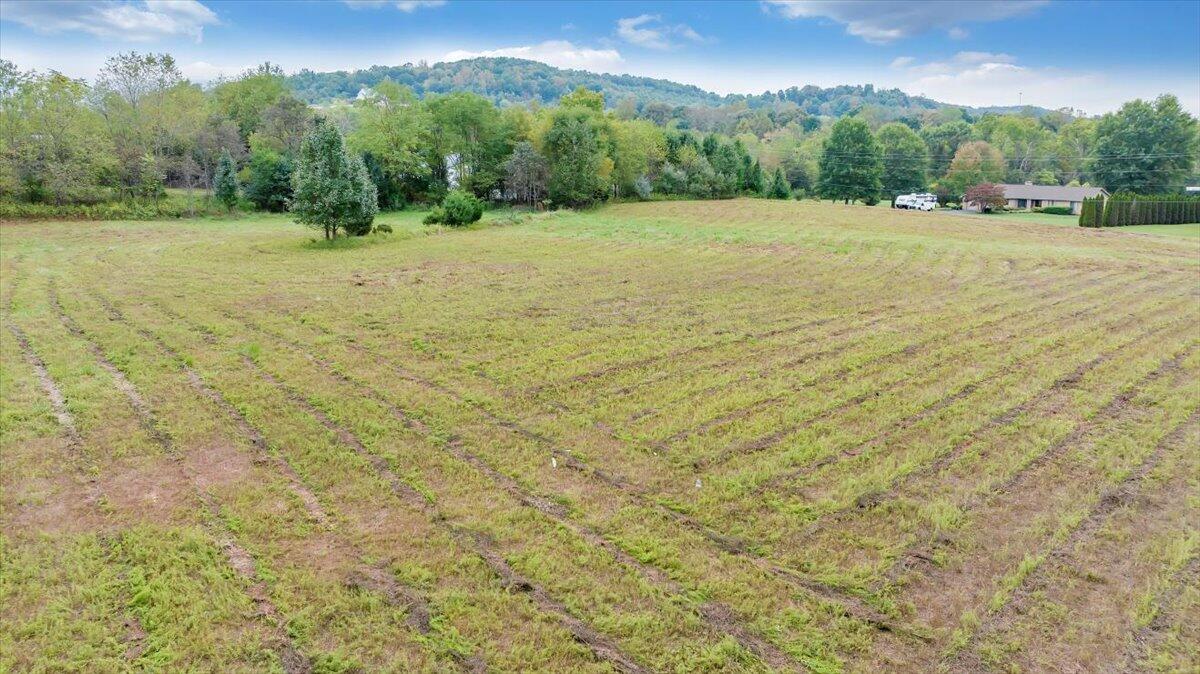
[[965, 183, 1108, 215]]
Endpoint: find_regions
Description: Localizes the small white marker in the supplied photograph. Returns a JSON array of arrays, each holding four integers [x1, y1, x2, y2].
[[695, 478, 702, 489], [551, 457, 558, 468]]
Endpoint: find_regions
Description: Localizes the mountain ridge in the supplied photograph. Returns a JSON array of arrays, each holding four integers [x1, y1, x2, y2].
[[287, 56, 1052, 118]]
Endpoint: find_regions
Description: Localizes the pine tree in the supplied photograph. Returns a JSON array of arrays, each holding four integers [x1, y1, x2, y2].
[[292, 118, 378, 239], [213, 150, 239, 212], [768, 168, 790, 199]]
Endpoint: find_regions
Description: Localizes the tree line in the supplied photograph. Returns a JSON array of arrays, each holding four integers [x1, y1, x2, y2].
[[1, 52, 1196, 217]]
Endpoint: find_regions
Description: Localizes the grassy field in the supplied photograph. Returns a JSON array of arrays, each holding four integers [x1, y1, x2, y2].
[[2, 199, 1197, 673], [946, 209, 1200, 238]]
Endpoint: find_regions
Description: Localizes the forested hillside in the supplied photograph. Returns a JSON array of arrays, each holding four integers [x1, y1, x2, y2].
[[288, 56, 1043, 119]]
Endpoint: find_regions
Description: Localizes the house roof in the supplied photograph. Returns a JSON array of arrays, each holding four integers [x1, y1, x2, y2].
[[998, 184, 1108, 201]]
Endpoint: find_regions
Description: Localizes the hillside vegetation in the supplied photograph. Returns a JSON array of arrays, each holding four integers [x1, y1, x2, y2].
[[288, 56, 1046, 117]]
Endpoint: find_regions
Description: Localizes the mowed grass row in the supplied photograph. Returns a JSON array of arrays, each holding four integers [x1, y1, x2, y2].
[[3, 199, 1198, 672]]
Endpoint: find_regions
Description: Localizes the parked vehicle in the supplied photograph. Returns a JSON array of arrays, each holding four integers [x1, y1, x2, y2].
[[894, 193, 937, 211]]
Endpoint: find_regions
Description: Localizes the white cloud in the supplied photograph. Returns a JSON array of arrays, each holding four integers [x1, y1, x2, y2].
[[763, 1, 1047, 43], [889, 56, 915, 69], [616, 14, 707, 50], [947, 26, 968, 40], [181, 60, 251, 81], [342, 0, 445, 10], [443, 40, 623, 72], [0, 0, 219, 42]]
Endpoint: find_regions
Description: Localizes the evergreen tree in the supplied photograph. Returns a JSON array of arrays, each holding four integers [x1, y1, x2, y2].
[[213, 149, 239, 211], [818, 117, 882, 204], [876, 122, 928, 201], [768, 168, 790, 199], [292, 118, 378, 239]]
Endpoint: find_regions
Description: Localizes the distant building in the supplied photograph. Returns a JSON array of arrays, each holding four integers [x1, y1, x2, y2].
[[964, 183, 1108, 215]]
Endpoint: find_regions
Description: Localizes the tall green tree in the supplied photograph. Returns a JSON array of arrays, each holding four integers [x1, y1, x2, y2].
[[213, 149, 238, 211], [768, 168, 790, 199], [211, 63, 288, 139], [544, 107, 604, 207], [818, 117, 882, 204], [1089, 94, 1198, 193], [347, 80, 431, 203], [876, 122, 928, 200], [942, 140, 1005, 195], [292, 118, 377, 239]]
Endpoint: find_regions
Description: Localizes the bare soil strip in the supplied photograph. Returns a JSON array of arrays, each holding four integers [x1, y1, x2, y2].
[[6, 322, 82, 449], [948, 409, 1200, 672]]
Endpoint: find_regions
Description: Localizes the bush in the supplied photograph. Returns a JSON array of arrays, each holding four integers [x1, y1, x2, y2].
[[425, 190, 484, 227], [1041, 206, 1073, 216], [374, 223, 393, 234], [422, 207, 445, 225], [633, 175, 652, 200]]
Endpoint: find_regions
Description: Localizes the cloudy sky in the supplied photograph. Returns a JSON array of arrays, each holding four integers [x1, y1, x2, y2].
[[2, 0, 1197, 115]]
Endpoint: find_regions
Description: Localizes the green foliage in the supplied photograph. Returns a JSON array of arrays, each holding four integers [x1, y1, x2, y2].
[[211, 63, 288, 138], [544, 107, 605, 207], [1080, 193, 1200, 227], [559, 86, 605, 112], [818, 117, 882, 203], [243, 149, 293, 212], [291, 118, 378, 238], [424, 189, 483, 226], [1089, 95, 1198, 193], [213, 150, 239, 211], [1040, 206, 1073, 215], [767, 168, 790, 199], [943, 141, 1005, 195], [876, 122, 928, 199], [346, 80, 432, 204]]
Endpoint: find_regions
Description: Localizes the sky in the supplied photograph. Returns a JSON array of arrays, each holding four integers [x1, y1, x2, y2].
[[1, 0, 1198, 115]]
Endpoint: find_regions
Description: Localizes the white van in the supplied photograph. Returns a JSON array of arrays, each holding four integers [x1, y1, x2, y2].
[[894, 193, 937, 211]]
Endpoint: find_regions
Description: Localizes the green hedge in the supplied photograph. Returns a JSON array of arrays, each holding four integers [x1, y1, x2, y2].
[[1040, 206, 1073, 215], [1079, 193, 1200, 227]]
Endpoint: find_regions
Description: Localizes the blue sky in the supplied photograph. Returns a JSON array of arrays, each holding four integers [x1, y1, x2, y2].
[[2, 0, 1197, 114]]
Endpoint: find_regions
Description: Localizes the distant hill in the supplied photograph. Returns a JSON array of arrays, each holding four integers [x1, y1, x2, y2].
[[287, 57, 1051, 118]]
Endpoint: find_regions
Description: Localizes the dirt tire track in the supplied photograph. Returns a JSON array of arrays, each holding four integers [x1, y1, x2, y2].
[[84, 293, 488, 671], [220, 300, 919, 640], [946, 408, 1200, 672], [49, 292, 315, 674], [88, 293, 328, 525], [690, 272, 1157, 472], [1118, 555, 1200, 673], [233, 344, 803, 672], [594, 267, 1129, 430], [763, 293, 1183, 502], [882, 342, 1194, 591], [238, 355, 650, 674]]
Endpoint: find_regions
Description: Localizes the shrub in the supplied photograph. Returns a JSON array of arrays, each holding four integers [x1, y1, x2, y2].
[[633, 175, 652, 200], [423, 207, 445, 225], [374, 223, 393, 234], [425, 190, 484, 227], [1041, 206, 1073, 216]]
